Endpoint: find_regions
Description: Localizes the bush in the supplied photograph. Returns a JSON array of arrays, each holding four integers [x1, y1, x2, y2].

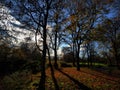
[[2, 70, 31, 90], [62, 52, 74, 63], [60, 62, 73, 67]]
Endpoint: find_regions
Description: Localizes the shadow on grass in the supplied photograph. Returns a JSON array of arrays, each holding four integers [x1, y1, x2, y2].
[[80, 69, 120, 83], [58, 69, 91, 90], [38, 65, 59, 90], [50, 64, 60, 90]]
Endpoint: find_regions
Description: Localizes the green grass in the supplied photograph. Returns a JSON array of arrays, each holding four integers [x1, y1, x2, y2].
[[80, 62, 107, 67]]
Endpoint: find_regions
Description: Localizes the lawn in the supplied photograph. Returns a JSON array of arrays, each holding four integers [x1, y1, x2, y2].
[[30, 67, 120, 90]]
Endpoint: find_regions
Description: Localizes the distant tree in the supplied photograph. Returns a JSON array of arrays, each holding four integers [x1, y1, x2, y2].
[[63, 0, 113, 70], [63, 52, 74, 63], [47, 0, 65, 69], [96, 17, 120, 69], [85, 41, 96, 67]]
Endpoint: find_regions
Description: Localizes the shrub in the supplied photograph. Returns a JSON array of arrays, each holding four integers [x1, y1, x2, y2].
[[62, 52, 74, 63], [2, 70, 31, 90], [60, 62, 73, 67]]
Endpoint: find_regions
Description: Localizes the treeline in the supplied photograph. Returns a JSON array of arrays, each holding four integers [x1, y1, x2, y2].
[[0, 42, 41, 75], [61, 16, 120, 68]]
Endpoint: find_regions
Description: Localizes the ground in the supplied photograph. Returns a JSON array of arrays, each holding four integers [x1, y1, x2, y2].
[[31, 67, 120, 90]]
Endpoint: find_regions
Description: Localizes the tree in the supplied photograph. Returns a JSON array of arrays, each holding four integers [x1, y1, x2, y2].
[[47, 0, 65, 69], [62, 0, 113, 70], [10, 0, 53, 89], [62, 0, 86, 70], [85, 41, 96, 67], [96, 17, 120, 69]]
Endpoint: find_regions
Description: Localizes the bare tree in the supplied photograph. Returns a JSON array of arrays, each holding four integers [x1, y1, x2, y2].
[[47, 0, 65, 69], [96, 17, 120, 69], [10, 0, 53, 89]]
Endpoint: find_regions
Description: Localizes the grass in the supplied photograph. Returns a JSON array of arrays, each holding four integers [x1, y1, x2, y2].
[[29, 67, 120, 90], [80, 62, 108, 67], [1, 62, 120, 90]]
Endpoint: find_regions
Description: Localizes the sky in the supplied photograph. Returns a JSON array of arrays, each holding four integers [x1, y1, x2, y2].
[[0, 3, 63, 56], [0, 6, 34, 44]]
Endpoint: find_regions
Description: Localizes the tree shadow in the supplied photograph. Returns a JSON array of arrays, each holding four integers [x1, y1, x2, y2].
[[58, 69, 91, 90], [49, 64, 60, 90], [46, 44, 59, 90], [80, 69, 120, 83]]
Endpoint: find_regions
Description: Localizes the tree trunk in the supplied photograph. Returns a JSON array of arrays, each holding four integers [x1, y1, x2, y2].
[[72, 43, 76, 66], [113, 41, 119, 69], [38, 26, 47, 90], [90, 52, 92, 66], [114, 48, 120, 69], [46, 44, 52, 66], [54, 31, 58, 69], [54, 49, 58, 69], [87, 54, 90, 67], [38, 1, 51, 89], [86, 44, 90, 67], [76, 44, 80, 71]]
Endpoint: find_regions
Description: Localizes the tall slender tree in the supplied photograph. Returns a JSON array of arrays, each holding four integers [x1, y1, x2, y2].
[[47, 0, 65, 69], [10, 0, 53, 89]]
